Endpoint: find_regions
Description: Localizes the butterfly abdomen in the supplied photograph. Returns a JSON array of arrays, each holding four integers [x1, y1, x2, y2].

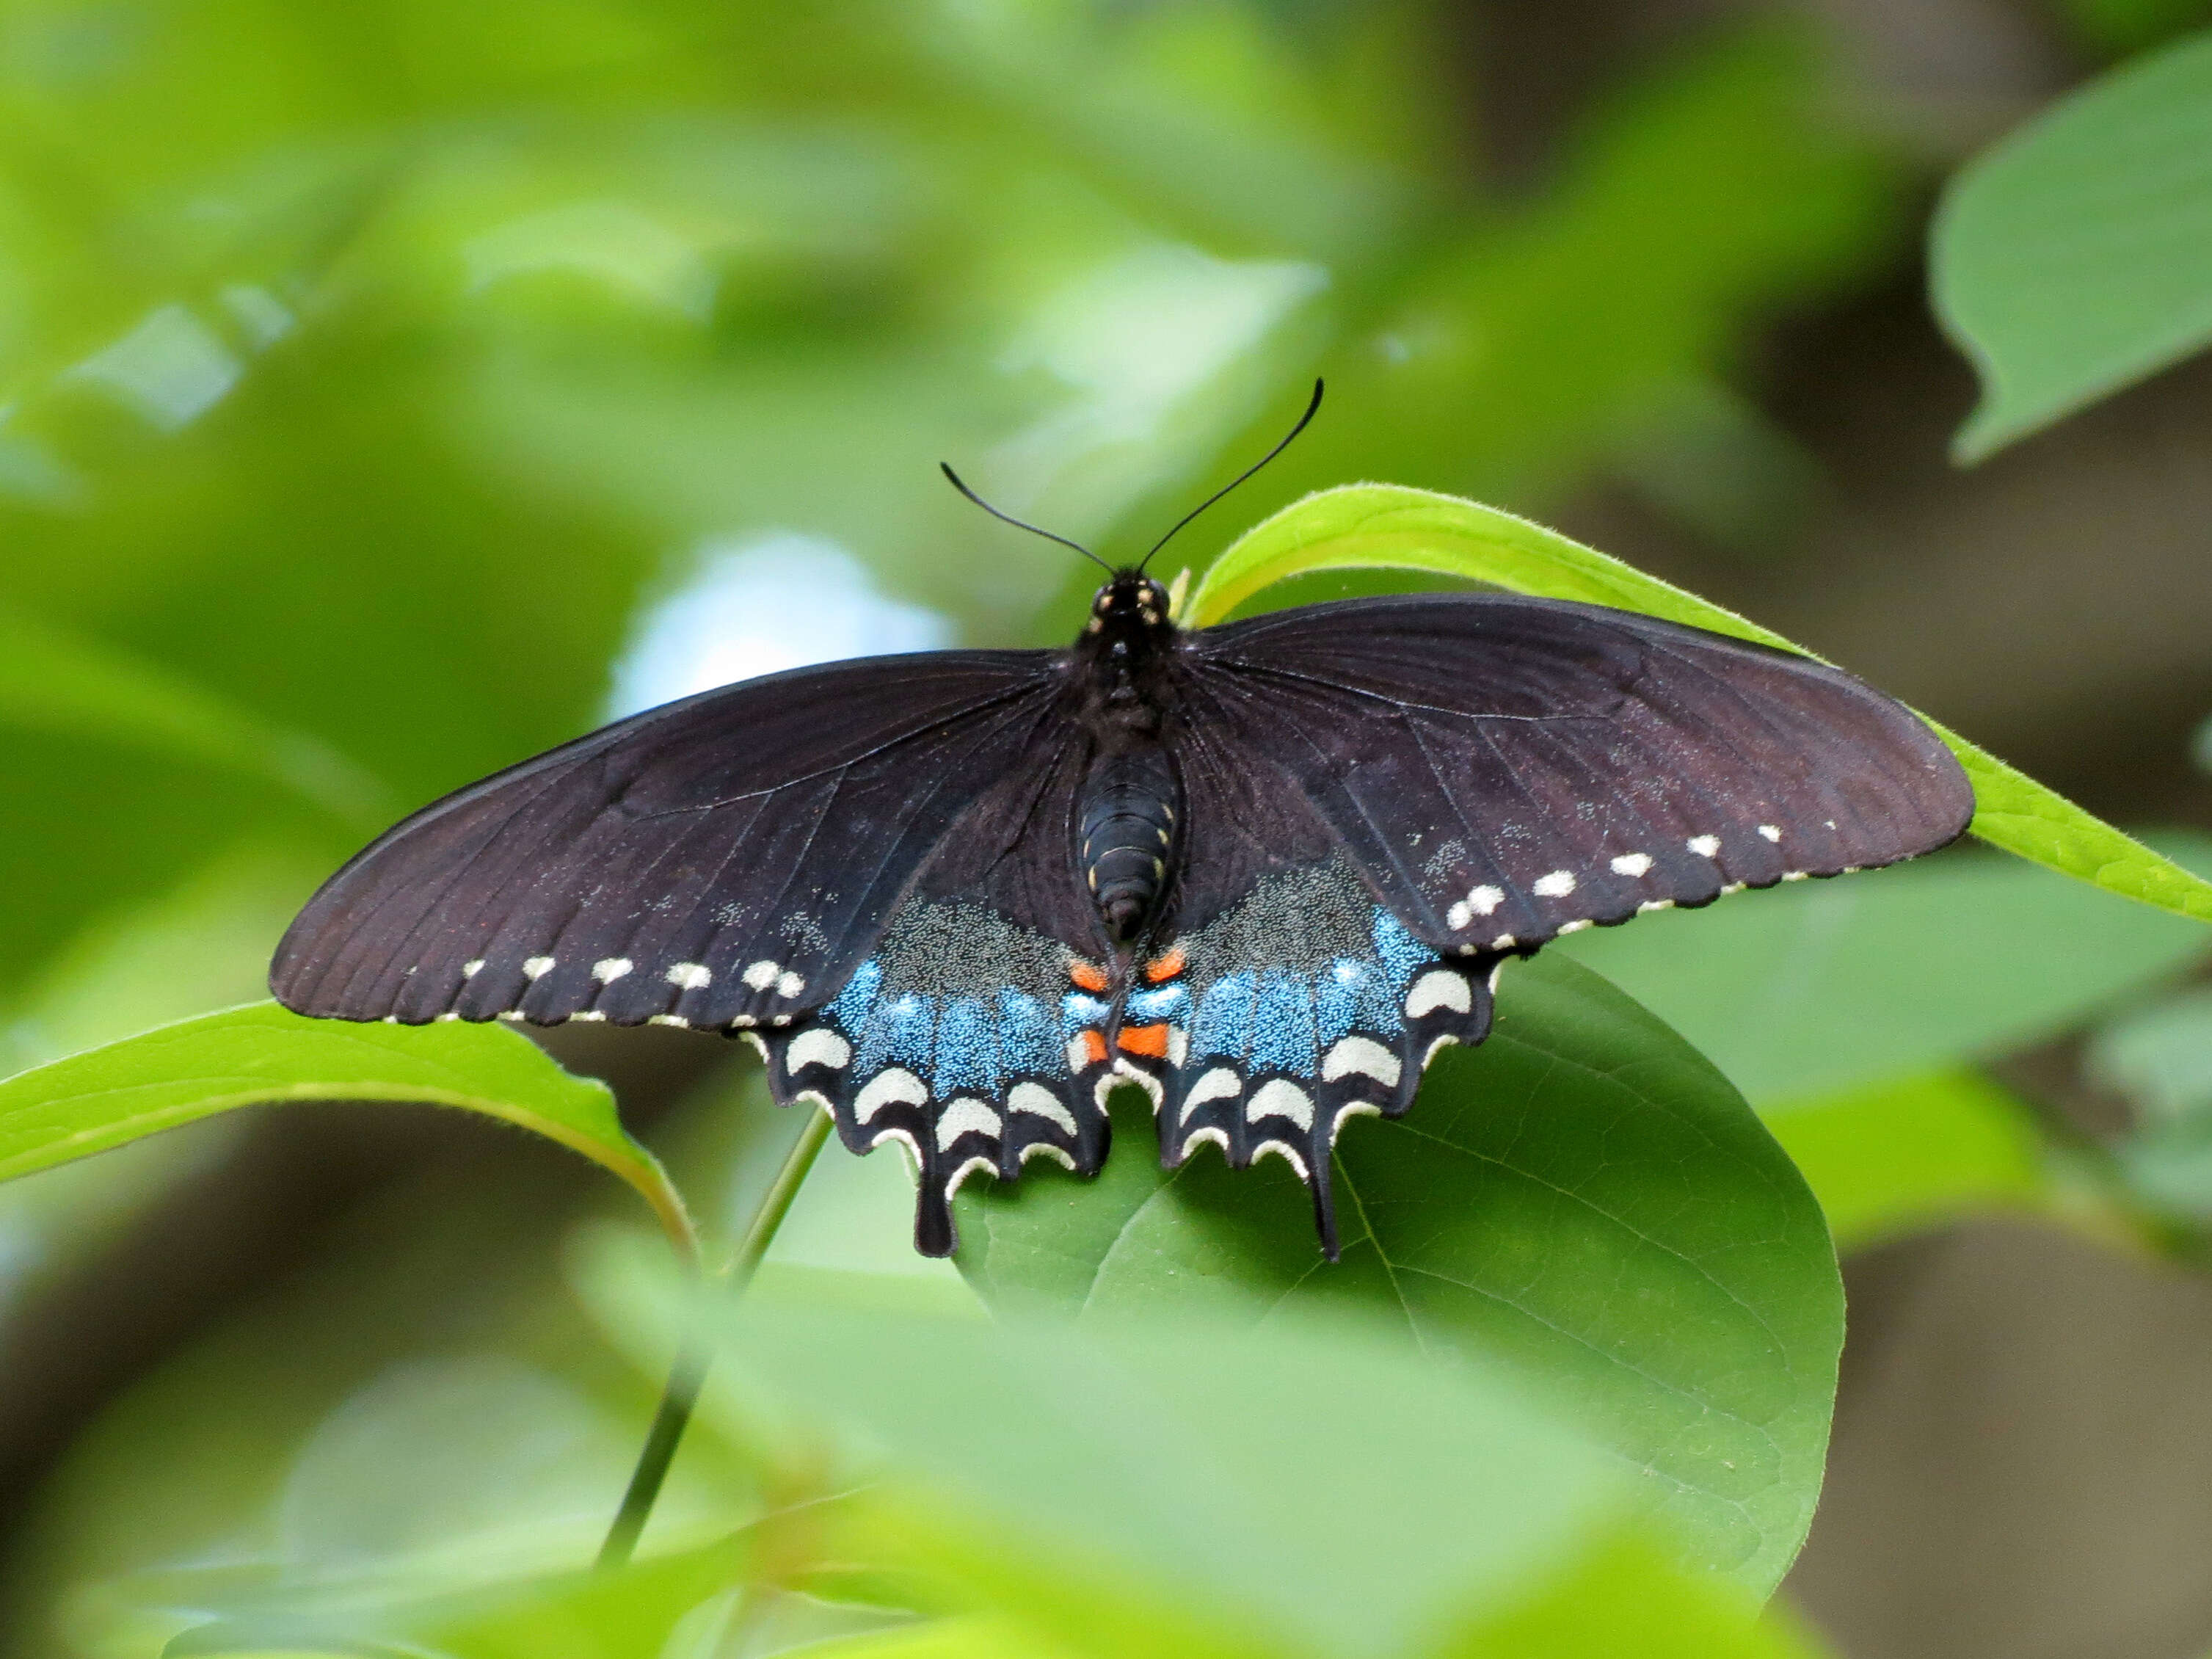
[[1078, 747, 1179, 943]]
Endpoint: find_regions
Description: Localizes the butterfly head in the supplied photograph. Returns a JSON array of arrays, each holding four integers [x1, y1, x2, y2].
[[1087, 570, 1173, 641]]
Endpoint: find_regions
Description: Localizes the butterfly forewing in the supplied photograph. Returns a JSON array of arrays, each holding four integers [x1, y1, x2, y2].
[[1182, 594, 1973, 955], [271, 651, 1072, 1031]]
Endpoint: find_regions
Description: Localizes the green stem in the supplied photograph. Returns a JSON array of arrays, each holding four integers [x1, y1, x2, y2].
[[596, 1104, 834, 1570]]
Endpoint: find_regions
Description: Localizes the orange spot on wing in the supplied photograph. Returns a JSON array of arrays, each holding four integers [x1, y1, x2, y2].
[[1143, 947, 1187, 984], [1077, 1028, 1110, 1067], [1069, 959, 1110, 993], [1118, 1023, 1171, 1059]]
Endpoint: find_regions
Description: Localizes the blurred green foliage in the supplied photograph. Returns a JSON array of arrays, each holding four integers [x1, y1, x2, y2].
[[0, 1, 2208, 1655]]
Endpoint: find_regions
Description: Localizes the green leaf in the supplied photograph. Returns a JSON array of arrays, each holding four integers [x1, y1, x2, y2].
[[1184, 483, 2212, 928], [706, 1300, 1625, 1659], [156, 1531, 750, 1659], [0, 604, 390, 827], [1761, 1072, 2048, 1249], [1433, 1530, 1835, 1659], [0, 1001, 694, 1260], [958, 954, 1841, 1598], [788, 1620, 1072, 1658], [1933, 29, 2212, 460], [1556, 841, 2212, 1104]]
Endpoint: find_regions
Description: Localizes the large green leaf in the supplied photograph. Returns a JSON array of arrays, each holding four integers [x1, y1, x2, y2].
[[956, 954, 1840, 1598], [1182, 484, 2212, 928], [1933, 29, 2212, 460], [0, 1001, 694, 1259]]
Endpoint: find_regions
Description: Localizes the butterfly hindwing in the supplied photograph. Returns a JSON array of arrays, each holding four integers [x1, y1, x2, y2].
[[760, 892, 1116, 1255], [1110, 855, 1498, 1255]]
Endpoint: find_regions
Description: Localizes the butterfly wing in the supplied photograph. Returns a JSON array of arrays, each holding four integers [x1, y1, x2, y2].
[[272, 650, 1078, 1030], [272, 647, 1136, 1257], [1183, 592, 1973, 952], [761, 730, 1127, 1254], [1106, 592, 1972, 1254]]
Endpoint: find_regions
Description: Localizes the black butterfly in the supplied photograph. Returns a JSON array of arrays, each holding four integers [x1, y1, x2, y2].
[[271, 391, 1972, 1257]]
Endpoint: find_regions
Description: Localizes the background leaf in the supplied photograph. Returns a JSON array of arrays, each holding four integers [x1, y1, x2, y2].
[[0, 1002, 694, 1258], [1184, 482, 2212, 928], [1554, 840, 2212, 1106], [1759, 1072, 2049, 1251], [957, 954, 1841, 1597], [1934, 29, 2212, 460]]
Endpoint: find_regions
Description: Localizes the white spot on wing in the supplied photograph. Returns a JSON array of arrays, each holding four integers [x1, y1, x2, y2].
[[1758, 824, 1783, 843], [1008, 1081, 1077, 1134], [1331, 1100, 1383, 1144], [1020, 1142, 1078, 1171], [1323, 1035, 1400, 1088], [649, 1013, 690, 1028], [1180, 1125, 1231, 1161], [1111, 1057, 1164, 1108], [854, 1067, 927, 1123], [1446, 899, 1471, 931], [1248, 1080, 1314, 1128], [1557, 918, 1593, 934], [786, 1028, 851, 1072], [936, 1097, 1003, 1147], [1783, 870, 1810, 882], [1637, 899, 1673, 914], [666, 962, 712, 990], [1610, 852, 1653, 878], [1468, 885, 1505, 915], [1066, 1035, 1094, 1073], [1406, 970, 1472, 1019], [593, 957, 633, 984], [774, 970, 807, 999], [1688, 835, 1721, 858], [462, 959, 484, 979], [1185, 1067, 1243, 1109], [1532, 869, 1576, 898], [523, 956, 556, 980], [741, 959, 780, 990], [942, 1154, 997, 1200]]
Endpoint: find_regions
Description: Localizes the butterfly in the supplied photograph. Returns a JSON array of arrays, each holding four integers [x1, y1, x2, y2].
[[271, 386, 1973, 1258]]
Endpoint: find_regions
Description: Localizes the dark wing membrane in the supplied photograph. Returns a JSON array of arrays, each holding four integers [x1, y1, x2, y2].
[[1179, 593, 1973, 956], [757, 733, 1124, 1257], [271, 650, 1072, 1029]]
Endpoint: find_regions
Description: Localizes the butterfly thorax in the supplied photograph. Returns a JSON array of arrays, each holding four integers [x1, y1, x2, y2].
[[1072, 571, 1182, 946]]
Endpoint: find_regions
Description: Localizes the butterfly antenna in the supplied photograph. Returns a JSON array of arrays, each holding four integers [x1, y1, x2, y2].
[[1139, 378, 1324, 572], [940, 462, 1115, 576]]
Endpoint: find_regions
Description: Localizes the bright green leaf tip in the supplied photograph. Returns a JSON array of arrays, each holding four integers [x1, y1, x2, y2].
[[1190, 483, 2212, 928], [0, 1001, 697, 1263]]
